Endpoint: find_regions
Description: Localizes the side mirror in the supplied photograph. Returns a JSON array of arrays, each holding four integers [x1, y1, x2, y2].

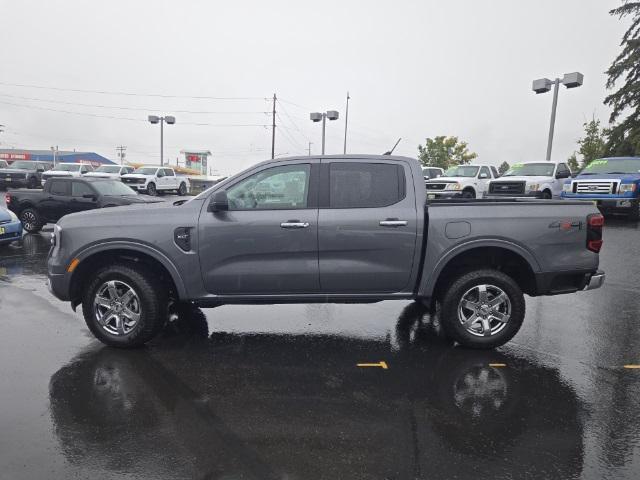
[[208, 190, 229, 212], [83, 194, 97, 201], [556, 171, 568, 179], [424, 175, 430, 180]]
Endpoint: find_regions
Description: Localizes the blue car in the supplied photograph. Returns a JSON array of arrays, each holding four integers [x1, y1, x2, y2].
[[561, 157, 640, 220], [0, 205, 23, 245]]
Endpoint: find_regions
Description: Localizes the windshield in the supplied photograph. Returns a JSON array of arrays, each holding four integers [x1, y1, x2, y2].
[[95, 166, 121, 173], [579, 158, 640, 175], [443, 166, 479, 177], [91, 181, 138, 196], [134, 167, 159, 175], [8, 161, 34, 170], [503, 162, 555, 177], [54, 164, 81, 172]]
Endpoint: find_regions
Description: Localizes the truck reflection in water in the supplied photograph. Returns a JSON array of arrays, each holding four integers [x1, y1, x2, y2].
[[49, 303, 584, 479]]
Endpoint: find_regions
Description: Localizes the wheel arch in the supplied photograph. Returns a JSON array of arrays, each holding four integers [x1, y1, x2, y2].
[[68, 243, 186, 307], [421, 242, 540, 299]]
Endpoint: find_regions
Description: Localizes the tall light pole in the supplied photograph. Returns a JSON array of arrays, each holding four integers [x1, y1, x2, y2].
[[148, 115, 176, 166], [310, 110, 339, 155], [343, 92, 350, 154], [532, 72, 583, 160]]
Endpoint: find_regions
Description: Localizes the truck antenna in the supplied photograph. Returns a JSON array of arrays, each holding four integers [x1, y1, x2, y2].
[[383, 138, 402, 155]]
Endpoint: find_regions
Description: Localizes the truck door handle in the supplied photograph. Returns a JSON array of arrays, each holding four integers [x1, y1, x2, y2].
[[280, 221, 310, 229], [379, 219, 408, 227]]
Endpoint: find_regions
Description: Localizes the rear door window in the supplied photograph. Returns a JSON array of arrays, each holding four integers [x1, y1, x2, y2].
[[329, 162, 404, 208], [71, 182, 95, 197], [50, 180, 69, 196]]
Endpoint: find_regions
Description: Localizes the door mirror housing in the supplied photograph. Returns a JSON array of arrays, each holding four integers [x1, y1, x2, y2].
[[82, 193, 97, 201], [208, 190, 229, 212], [556, 171, 569, 179]]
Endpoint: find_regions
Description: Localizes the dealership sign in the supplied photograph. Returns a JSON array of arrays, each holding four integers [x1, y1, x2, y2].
[[0, 152, 31, 160]]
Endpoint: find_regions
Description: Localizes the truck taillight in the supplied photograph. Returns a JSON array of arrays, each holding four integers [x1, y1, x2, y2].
[[587, 213, 604, 253], [4, 193, 9, 204]]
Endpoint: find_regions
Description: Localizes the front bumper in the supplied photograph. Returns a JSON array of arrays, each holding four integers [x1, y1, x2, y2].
[[561, 194, 637, 209], [0, 220, 23, 244], [484, 191, 544, 200], [426, 191, 463, 199], [47, 254, 72, 301]]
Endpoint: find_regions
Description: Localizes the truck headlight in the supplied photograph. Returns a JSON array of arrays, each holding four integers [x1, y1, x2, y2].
[[445, 183, 462, 191], [562, 183, 572, 193], [8, 210, 18, 222], [619, 183, 637, 194], [527, 183, 540, 191]]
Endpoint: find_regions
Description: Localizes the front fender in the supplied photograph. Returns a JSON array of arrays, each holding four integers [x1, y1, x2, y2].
[[72, 240, 188, 299]]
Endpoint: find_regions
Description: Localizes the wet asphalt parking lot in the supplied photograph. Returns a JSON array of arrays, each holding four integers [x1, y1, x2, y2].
[[1, 195, 640, 480]]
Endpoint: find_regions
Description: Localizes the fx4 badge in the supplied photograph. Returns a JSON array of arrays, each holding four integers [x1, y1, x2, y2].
[[549, 220, 582, 230]]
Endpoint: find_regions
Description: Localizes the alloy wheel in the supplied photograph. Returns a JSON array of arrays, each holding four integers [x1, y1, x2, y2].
[[20, 211, 37, 231], [93, 280, 142, 336], [457, 284, 511, 337]]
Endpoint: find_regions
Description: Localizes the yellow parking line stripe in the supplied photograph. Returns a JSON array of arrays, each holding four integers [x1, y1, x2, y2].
[[357, 361, 388, 369], [623, 365, 640, 369], [489, 363, 507, 367]]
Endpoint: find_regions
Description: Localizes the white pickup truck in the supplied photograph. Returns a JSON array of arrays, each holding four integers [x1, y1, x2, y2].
[[121, 166, 189, 196], [41, 163, 94, 186], [485, 161, 572, 199], [425, 164, 500, 199], [84, 165, 135, 180]]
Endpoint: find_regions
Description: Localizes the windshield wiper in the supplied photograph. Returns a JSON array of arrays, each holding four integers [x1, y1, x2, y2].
[[605, 171, 628, 174], [579, 172, 596, 175]]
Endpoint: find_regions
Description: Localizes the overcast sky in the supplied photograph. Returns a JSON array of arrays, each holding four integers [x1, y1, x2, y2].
[[0, 0, 629, 175]]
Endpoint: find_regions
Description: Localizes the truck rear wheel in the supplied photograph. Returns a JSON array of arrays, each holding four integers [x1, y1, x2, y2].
[[177, 182, 187, 196], [439, 269, 525, 349], [81, 263, 167, 348]]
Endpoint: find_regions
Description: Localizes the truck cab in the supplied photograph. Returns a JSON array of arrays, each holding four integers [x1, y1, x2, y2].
[[486, 161, 571, 199], [425, 164, 499, 199], [561, 157, 640, 220]]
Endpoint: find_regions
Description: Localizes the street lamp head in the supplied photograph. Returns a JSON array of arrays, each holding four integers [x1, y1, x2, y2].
[[148, 115, 160, 124], [562, 72, 584, 89], [310, 112, 323, 122], [165, 115, 176, 125], [326, 110, 339, 121], [532, 78, 552, 94]]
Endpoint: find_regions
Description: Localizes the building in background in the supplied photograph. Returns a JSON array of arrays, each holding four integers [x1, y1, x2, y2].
[[180, 150, 211, 176], [0, 149, 115, 168]]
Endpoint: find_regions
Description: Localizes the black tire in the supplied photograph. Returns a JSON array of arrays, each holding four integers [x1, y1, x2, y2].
[[81, 263, 167, 348], [146, 182, 157, 196], [438, 269, 525, 349], [19, 208, 43, 233], [461, 189, 476, 199], [541, 190, 552, 200], [628, 200, 640, 221], [27, 176, 39, 189], [177, 182, 187, 196]]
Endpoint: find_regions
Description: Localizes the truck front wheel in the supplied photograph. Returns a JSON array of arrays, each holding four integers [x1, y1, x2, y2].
[[628, 200, 640, 221], [81, 263, 167, 347], [146, 182, 157, 196], [439, 269, 525, 349], [461, 189, 475, 199]]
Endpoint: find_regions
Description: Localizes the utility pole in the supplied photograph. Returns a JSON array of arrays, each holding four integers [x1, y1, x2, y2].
[[343, 92, 350, 154], [308, 142, 313, 156], [116, 145, 127, 165], [271, 93, 276, 159]]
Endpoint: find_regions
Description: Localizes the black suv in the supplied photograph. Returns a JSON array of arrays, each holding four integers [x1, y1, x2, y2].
[[0, 160, 52, 190]]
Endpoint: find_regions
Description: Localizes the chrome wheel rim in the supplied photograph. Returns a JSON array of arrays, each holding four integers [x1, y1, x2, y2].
[[458, 284, 511, 337], [93, 280, 142, 336], [21, 211, 36, 230]]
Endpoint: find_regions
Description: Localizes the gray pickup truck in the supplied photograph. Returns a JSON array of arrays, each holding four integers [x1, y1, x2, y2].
[[47, 155, 605, 348]]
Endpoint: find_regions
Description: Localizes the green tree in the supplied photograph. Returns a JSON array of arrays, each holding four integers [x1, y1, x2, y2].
[[605, 1, 640, 156], [417, 136, 477, 170], [498, 161, 510, 175], [567, 152, 580, 173], [577, 118, 608, 167]]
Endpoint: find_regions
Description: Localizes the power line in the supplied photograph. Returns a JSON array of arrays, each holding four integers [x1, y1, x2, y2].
[[276, 99, 312, 144], [1, 100, 270, 126], [0, 81, 269, 100], [276, 112, 304, 152], [0, 93, 270, 114]]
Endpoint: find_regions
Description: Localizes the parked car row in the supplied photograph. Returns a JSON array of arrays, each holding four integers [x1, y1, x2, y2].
[[424, 157, 640, 220]]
